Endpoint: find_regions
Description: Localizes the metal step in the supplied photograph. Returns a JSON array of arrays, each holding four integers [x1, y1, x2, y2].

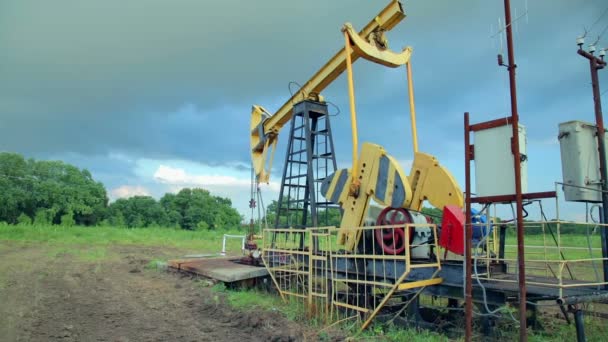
[[285, 174, 307, 180], [289, 149, 307, 155], [282, 183, 307, 188]]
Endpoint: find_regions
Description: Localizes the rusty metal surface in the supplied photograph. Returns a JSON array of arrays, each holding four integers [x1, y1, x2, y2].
[[578, 46, 608, 291], [168, 257, 268, 282], [501, 0, 528, 339], [470, 191, 557, 204], [464, 112, 473, 340], [469, 116, 513, 132]]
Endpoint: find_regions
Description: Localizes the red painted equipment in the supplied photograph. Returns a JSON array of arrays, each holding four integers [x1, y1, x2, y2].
[[439, 205, 465, 255]]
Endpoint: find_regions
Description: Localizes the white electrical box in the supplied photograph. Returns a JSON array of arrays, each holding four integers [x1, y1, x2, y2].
[[558, 120, 607, 202], [474, 124, 528, 197]]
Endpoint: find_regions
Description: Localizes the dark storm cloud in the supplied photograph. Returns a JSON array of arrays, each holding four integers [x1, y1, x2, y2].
[[0, 0, 383, 161], [0, 0, 606, 181]]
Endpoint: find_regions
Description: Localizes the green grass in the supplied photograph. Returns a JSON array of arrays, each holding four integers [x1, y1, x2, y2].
[[0, 223, 247, 254], [211, 284, 305, 321], [504, 233, 602, 258], [0, 223, 249, 267], [2, 224, 606, 340], [355, 325, 451, 342], [144, 259, 166, 270], [212, 284, 452, 341], [45, 245, 111, 262], [498, 232, 605, 280], [215, 285, 608, 342]]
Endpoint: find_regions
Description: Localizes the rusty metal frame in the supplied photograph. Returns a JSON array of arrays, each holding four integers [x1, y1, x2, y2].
[[463, 111, 556, 340]]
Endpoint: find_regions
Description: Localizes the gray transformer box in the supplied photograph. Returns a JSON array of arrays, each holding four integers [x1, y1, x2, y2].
[[474, 124, 528, 197], [558, 120, 606, 202]]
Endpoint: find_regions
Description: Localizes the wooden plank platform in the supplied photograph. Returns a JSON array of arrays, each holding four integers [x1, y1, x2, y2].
[[168, 257, 268, 283]]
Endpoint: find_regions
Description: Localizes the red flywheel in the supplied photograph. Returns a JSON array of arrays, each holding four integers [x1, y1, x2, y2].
[[375, 207, 415, 255]]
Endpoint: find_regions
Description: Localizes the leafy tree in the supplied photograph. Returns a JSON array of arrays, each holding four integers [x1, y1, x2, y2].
[[264, 199, 341, 227], [16, 213, 32, 225], [196, 221, 210, 230], [0, 153, 108, 225], [0, 152, 245, 230], [107, 196, 167, 228], [0, 153, 32, 223], [421, 207, 443, 224], [319, 207, 342, 227], [61, 211, 75, 227], [34, 208, 54, 225], [159, 188, 242, 230]]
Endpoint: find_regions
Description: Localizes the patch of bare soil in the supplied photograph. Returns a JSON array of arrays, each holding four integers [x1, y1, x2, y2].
[[0, 243, 320, 342]]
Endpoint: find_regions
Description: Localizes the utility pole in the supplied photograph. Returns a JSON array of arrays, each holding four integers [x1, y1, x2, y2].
[[577, 39, 608, 288], [501, 0, 528, 340], [465, 1, 527, 341]]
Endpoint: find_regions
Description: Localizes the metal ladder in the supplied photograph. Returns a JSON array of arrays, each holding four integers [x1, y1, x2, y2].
[[275, 100, 339, 231]]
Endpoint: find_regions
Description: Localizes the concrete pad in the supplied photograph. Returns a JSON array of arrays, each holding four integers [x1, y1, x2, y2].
[[168, 257, 268, 282]]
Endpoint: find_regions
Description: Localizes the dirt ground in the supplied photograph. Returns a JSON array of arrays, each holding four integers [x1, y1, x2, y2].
[[0, 242, 318, 342]]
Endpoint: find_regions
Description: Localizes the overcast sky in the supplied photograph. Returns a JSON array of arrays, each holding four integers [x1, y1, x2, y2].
[[1, 0, 607, 220]]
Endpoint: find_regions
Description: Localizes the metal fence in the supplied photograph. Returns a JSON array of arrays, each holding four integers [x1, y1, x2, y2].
[[261, 223, 442, 330]]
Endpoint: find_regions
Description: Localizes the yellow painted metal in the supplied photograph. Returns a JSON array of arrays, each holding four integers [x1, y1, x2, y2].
[[250, 1, 406, 182], [406, 61, 418, 153], [360, 226, 442, 331], [323, 169, 349, 205], [323, 150, 461, 252], [396, 277, 443, 290], [335, 143, 412, 249], [250, 105, 274, 183], [333, 301, 370, 313], [344, 30, 360, 191], [263, 225, 446, 331], [342, 23, 413, 68], [408, 152, 464, 211]]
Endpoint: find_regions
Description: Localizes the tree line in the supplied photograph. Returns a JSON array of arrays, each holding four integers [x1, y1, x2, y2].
[[0, 152, 242, 229]]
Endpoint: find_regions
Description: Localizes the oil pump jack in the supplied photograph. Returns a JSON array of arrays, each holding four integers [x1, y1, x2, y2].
[[249, 0, 462, 255]]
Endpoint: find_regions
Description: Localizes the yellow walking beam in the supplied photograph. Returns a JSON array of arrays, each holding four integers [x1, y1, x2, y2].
[[259, 1, 404, 135], [251, 1, 407, 183]]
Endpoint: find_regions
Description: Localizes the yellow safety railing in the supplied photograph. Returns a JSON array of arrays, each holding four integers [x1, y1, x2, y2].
[[262, 223, 443, 330]]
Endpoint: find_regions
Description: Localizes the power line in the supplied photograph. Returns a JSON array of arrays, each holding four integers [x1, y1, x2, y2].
[[594, 21, 608, 46], [584, 6, 608, 38]]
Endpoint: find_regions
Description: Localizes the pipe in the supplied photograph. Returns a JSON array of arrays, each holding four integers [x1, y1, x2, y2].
[[406, 61, 419, 153], [573, 308, 586, 342], [499, 224, 507, 270], [557, 292, 608, 306], [221, 234, 246, 256]]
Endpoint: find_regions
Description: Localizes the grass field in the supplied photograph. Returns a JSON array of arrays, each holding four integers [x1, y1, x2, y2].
[[0, 223, 249, 264], [1, 224, 607, 341], [0, 223, 246, 251]]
